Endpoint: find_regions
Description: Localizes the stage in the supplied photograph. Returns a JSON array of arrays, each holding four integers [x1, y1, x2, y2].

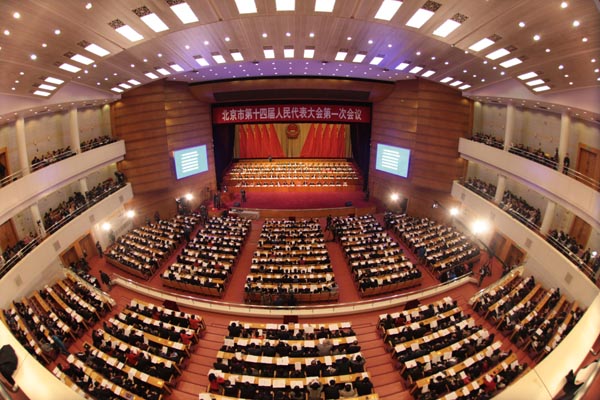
[[208, 189, 379, 218]]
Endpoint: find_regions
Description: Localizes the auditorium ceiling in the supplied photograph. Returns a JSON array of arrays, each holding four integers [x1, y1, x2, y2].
[[0, 0, 598, 116]]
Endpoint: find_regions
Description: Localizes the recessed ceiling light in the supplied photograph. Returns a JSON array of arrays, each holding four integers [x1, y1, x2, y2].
[[433, 15, 465, 37], [572, 20, 580, 27], [3, 30, 9, 36], [45, 76, 64, 85], [569, 81, 573, 85], [592, 58, 597, 63], [156, 67, 171, 75], [450, 80, 463, 87], [283, 47, 294, 58], [395, 62, 410, 70], [518, 72, 538, 80], [533, 34, 541, 41], [136, 6, 169, 32], [545, 48, 551, 53], [315, 0, 335, 12], [110, 20, 143, 42], [335, 49, 348, 61], [33, 90, 51, 97], [564, 74, 569, 78], [13, 11, 21, 19], [374, 0, 403, 21], [303, 47, 315, 59], [70, 53, 94, 65], [415, 51, 421, 56], [352, 52, 366, 63], [169, 63, 184, 72], [582, 37, 588, 42], [440, 77, 453, 83], [309, 32, 315, 38], [409, 66, 423, 74], [194, 56, 209, 66], [19, 71, 24, 75], [347, 36, 352, 41], [263, 47, 275, 59], [276, 0, 295, 11], [111, 87, 124, 93], [558, 64, 564, 70], [231, 50, 244, 61], [518, 21, 525, 28], [370, 55, 384, 65], [486, 48, 510, 60], [157, 53, 162, 58], [128, 79, 141, 85], [170, 1, 199, 23], [422, 70, 436, 78], [526, 79, 545, 86], [85, 3, 92, 10], [499, 57, 522, 68], [42, 43, 47, 47], [83, 43, 110, 57], [234, 0, 256, 14], [406, 6, 437, 29], [30, 54, 37, 60], [54, 29, 61, 35], [119, 83, 132, 89], [458, 84, 471, 90], [533, 85, 551, 92], [469, 38, 496, 52], [286, 32, 292, 37], [212, 53, 226, 64], [561, 2, 568, 8], [130, 64, 135, 68]]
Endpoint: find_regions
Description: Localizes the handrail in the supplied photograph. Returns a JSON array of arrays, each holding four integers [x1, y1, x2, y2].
[[457, 181, 598, 284], [110, 271, 474, 314], [30, 150, 76, 171], [0, 182, 126, 279]]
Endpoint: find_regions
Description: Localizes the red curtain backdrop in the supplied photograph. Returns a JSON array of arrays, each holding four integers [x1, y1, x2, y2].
[[268, 124, 285, 158], [300, 123, 345, 158], [239, 124, 285, 158]]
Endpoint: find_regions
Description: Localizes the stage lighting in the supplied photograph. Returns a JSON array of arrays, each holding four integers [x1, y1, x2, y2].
[[390, 193, 399, 201], [471, 219, 489, 235], [185, 193, 193, 200], [101, 222, 111, 231], [449, 207, 459, 216], [125, 210, 135, 218]]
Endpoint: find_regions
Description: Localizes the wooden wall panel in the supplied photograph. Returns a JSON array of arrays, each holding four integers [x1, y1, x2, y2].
[[370, 78, 471, 217], [111, 81, 217, 222]]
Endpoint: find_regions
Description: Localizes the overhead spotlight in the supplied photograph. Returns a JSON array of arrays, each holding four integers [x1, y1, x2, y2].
[[390, 193, 399, 201], [185, 193, 193, 200], [449, 207, 459, 216], [126, 210, 136, 218], [101, 222, 111, 231], [471, 219, 489, 235]]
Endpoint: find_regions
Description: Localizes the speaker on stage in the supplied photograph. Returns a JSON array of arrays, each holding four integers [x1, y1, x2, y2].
[[345, 201, 353, 207]]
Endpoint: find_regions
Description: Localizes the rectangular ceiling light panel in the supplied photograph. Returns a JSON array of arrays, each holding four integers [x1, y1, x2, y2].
[[59, 63, 81, 73], [315, 0, 335, 12], [440, 77, 453, 83], [421, 70, 435, 77], [263, 48, 275, 59], [115, 25, 144, 42], [145, 72, 159, 79], [231, 51, 244, 61], [518, 72, 538, 80], [335, 50, 348, 61], [283, 47, 294, 58], [276, 0, 295, 11], [433, 19, 461, 37], [500, 57, 522, 68], [469, 38, 495, 52], [406, 8, 435, 29], [170, 2, 199, 23], [71, 54, 95, 65], [194, 56, 209, 66], [352, 53, 366, 63], [235, 0, 257, 14], [370, 56, 384, 65], [45, 77, 64, 85], [395, 62, 410, 70], [409, 66, 423, 73], [486, 48, 510, 60], [85, 43, 110, 57], [375, 0, 403, 21], [304, 48, 315, 58]]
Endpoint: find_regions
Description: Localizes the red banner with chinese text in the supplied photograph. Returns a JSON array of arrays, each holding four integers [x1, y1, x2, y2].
[[213, 104, 370, 124]]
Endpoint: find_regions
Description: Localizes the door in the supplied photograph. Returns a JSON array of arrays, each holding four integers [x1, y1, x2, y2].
[[0, 147, 11, 186], [0, 220, 18, 252], [78, 234, 96, 260], [576, 145, 600, 188], [489, 232, 507, 259], [505, 244, 525, 268], [570, 215, 592, 250], [60, 247, 80, 268]]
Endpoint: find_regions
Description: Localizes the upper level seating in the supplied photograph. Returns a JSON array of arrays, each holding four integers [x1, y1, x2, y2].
[[547, 230, 600, 280], [509, 144, 559, 170], [389, 214, 479, 281], [471, 133, 504, 149], [245, 218, 338, 304], [463, 177, 497, 201], [162, 215, 251, 296], [80, 135, 118, 152], [31, 146, 75, 171], [331, 214, 422, 296], [222, 159, 363, 190], [107, 215, 198, 279], [499, 190, 542, 229], [201, 320, 376, 399]]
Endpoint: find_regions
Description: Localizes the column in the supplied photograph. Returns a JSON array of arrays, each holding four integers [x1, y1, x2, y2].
[[540, 200, 556, 236], [503, 103, 515, 151], [30, 204, 46, 238], [15, 116, 30, 175], [494, 175, 507, 204], [69, 107, 81, 153], [79, 177, 88, 194], [472, 101, 483, 134], [558, 111, 571, 172]]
